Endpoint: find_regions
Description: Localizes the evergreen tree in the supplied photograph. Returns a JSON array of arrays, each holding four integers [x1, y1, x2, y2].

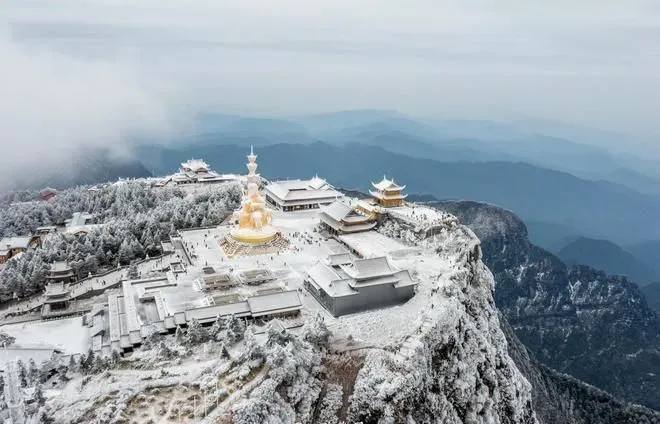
[[34, 384, 45, 406], [175, 326, 185, 344], [185, 318, 209, 345], [17, 360, 27, 387]]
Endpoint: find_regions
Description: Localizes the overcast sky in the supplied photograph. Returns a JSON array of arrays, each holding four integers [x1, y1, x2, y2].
[[2, 0, 660, 171]]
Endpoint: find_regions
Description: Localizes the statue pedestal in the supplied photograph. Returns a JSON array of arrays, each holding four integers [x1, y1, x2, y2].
[[230, 225, 279, 244]]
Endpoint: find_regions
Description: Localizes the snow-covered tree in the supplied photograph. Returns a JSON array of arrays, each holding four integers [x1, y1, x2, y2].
[[0, 181, 242, 302], [185, 318, 210, 345], [301, 313, 330, 350]]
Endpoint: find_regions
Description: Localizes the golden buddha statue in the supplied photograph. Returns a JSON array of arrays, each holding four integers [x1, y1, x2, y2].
[[231, 147, 278, 244]]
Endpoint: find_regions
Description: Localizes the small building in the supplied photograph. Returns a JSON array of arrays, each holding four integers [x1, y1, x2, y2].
[[0, 236, 39, 258], [46, 261, 76, 284], [0, 249, 9, 264], [42, 281, 72, 317], [39, 187, 57, 201], [185, 290, 303, 324], [66, 212, 92, 228], [35, 225, 58, 236], [319, 200, 377, 235], [238, 269, 276, 286], [370, 176, 407, 208], [305, 255, 417, 317], [201, 270, 235, 291], [264, 176, 344, 211]]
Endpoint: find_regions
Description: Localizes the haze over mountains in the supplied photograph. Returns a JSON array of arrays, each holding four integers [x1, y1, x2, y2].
[[134, 110, 660, 252]]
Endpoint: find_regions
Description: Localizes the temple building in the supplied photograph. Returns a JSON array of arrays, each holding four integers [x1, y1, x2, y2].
[[319, 200, 377, 235], [65, 212, 103, 236], [169, 159, 238, 185], [0, 236, 39, 263], [46, 262, 76, 284], [305, 254, 417, 317], [370, 176, 407, 207], [41, 281, 72, 318], [264, 176, 344, 211]]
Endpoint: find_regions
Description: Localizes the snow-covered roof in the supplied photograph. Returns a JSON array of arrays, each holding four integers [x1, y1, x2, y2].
[[320, 200, 354, 222], [65, 224, 103, 235], [36, 225, 57, 231], [264, 177, 344, 203], [247, 290, 303, 317], [184, 290, 302, 322], [347, 257, 395, 280], [327, 252, 354, 266], [0, 236, 32, 249], [49, 261, 72, 273], [306, 263, 357, 297], [319, 200, 376, 234], [371, 176, 406, 191], [307, 254, 416, 298], [185, 302, 252, 323], [181, 159, 209, 172], [68, 212, 92, 227], [308, 175, 328, 190]]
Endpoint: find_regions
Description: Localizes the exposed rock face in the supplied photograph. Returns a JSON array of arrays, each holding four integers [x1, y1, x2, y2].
[[346, 216, 537, 423], [432, 200, 660, 412]]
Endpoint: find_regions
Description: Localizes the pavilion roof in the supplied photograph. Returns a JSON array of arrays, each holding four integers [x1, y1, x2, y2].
[[181, 159, 210, 172], [371, 176, 406, 191]]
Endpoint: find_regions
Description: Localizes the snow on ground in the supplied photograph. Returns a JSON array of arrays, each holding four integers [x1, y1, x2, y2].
[[338, 231, 413, 258], [388, 204, 453, 226], [178, 207, 460, 348], [2, 316, 89, 354]]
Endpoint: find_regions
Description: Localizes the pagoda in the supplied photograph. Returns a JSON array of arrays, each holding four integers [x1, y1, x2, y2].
[[370, 175, 407, 207], [230, 147, 279, 244]]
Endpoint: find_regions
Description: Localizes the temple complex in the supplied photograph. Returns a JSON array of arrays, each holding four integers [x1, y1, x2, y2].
[[370, 176, 408, 207]]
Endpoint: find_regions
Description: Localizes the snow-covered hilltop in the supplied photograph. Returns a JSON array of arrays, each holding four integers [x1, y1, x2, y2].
[[3, 155, 654, 423]]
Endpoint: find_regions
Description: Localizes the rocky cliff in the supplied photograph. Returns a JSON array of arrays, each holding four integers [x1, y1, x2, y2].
[[432, 200, 660, 412], [346, 216, 537, 423]]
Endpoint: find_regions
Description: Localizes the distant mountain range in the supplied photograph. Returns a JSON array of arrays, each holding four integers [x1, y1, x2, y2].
[[135, 141, 660, 246], [157, 110, 660, 194], [642, 282, 660, 313], [557, 237, 660, 286]]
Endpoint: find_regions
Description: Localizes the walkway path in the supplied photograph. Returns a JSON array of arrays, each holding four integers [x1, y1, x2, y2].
[[0, 254, 172, 321]]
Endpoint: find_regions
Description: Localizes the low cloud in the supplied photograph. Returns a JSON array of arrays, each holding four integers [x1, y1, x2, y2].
[[0, 24, 175, 186]]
